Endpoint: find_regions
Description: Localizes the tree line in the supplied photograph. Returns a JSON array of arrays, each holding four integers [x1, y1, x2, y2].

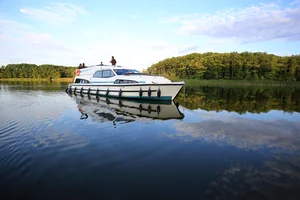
[[2, 52, 300, 81], [0, 63, 77, 79], [174, 85, 300, 113], [146, 52, 300, 81]]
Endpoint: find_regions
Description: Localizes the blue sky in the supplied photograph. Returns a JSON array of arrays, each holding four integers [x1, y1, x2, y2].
[[1, 0, 300, 70]]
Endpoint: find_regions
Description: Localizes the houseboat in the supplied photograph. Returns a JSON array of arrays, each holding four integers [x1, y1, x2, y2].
[[66, 64, 184, 101]]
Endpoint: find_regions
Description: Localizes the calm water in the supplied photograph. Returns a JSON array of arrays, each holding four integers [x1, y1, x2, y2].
[[1, 81, 300, 199]]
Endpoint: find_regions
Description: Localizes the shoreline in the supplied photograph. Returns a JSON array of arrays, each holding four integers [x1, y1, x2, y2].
[[177, 79, 300, 87], [0, 78, 74, 82], [1, 78, 299, 87]]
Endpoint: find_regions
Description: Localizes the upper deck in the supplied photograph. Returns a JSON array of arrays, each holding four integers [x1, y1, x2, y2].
[[74, 64, 146, 83], [77, 65, 140, 76]]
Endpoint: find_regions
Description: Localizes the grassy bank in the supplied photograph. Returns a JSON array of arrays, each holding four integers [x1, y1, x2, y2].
[[178, 79, 300, 88], [0, 78, 74, 82], [1, 78, 299, 87]]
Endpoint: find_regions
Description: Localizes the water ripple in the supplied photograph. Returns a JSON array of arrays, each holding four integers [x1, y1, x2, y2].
[[1, 82, 300, 199], [0, 120, 18, 139], [0, 129, 32, 193]]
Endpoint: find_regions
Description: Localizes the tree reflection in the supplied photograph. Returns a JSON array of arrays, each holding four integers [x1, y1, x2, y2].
[[175, 85, 300, 113]]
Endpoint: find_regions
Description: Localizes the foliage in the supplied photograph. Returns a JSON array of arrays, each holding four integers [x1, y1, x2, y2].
[[0, 63, 77, 79], [146, 52, 300, 81], [175, 84, 300, 113]]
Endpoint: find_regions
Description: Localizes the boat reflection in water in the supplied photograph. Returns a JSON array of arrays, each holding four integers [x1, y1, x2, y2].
[[68, 93, 184, 126]]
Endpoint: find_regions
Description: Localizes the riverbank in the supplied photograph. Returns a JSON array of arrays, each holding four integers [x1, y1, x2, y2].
[[0, 78, 73, 82], [179, 79, 300, 87], [1, 78, 299, 87]]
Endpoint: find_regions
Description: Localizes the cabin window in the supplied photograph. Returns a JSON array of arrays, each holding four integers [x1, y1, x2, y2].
[[114, 79, 139, 84], [93, 71, 103, 78], [102, 70, 115, 78], [75, 79, 90, 83], [113, 69, 140, 75], [93, 70, 115, 78]]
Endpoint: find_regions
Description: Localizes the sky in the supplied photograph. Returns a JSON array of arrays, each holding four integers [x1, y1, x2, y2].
[[0, 0, 300, 70]]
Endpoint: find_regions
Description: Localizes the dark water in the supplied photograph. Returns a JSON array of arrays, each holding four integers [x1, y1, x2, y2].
[[1, 81, 300, 200]]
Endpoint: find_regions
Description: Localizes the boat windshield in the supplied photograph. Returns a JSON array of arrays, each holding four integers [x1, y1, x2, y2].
[[113, 69, 140, 75]]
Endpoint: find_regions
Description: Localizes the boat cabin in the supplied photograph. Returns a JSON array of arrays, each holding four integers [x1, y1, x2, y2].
[[74, 65, 142, 84]]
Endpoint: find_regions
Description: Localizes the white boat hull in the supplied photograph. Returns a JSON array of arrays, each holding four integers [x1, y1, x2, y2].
[[66, 82, 184, 101]]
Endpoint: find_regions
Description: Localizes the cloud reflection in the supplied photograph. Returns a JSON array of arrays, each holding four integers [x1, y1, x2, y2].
[[171, 109, 300, 199], [171, 111, 300, 151]]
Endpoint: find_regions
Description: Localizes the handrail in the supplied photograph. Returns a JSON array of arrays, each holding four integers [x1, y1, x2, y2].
[[86, 64, 123, 68]]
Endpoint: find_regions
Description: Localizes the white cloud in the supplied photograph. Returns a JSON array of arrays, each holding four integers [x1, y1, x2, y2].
[[8, 2, 299, 69], [164, 2, 300, 42], [20, 3, 88, 25], [0, 32, 73, 65], [0, 18, 183, 69], [0, 15, 75, 65], [72, 36, 181, 69], [0, 18, 237, 69], [0, 3, 91, 66], [1, 3, 185, 69]]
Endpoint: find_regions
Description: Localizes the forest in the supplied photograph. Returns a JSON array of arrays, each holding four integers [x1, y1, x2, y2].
[[0, 63, 76, 79], [1, 52, 300, 81], [146, 52, 300, 81]]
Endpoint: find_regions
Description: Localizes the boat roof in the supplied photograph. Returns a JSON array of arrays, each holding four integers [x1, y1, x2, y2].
[[84, 64, 135, 70]]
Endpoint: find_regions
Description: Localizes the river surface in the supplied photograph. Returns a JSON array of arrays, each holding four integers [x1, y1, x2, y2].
[[1, 81, 300, 199]]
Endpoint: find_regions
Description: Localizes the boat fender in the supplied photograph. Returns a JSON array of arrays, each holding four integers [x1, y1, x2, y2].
[[87, 88, 91, 95], [139, 88, 143, 97], [106, 98, 110, 105], [139, 104, 143, 112], [119, 89, 122, 97], [157, 88, 161, 98], [148, 105, 151, 114], [80, 87, 83, 93], [106, 89, 109, 96], [65, 87, 68, 93], [148, 87, 151, 97], [96, 88, 100, 96], [157, 105, 161, 114], [74, 87, 77, 94]]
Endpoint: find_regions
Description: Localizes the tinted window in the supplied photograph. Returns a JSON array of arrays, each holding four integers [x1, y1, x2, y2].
[[75, 79, 90, 83], [93, 71, 102, 78], [109, 70, 115, 77], [102, 70, 114, 78], [114, 79, 138, 84], [113, 69, 140, 75]]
